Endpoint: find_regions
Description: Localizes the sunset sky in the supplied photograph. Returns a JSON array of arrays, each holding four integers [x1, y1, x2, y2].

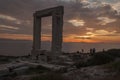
[[0, 0, 120, 43]]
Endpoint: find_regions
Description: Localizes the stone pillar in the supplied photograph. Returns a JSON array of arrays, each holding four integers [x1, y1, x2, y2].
[[52, 11, 63, 56], [33, 15, 41, 52]]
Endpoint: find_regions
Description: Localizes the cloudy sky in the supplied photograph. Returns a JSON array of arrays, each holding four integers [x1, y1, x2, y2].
[[0, 0, 120, 43]]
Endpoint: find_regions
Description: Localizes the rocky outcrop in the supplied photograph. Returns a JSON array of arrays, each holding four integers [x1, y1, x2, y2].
[[64, 65, 116, 80]]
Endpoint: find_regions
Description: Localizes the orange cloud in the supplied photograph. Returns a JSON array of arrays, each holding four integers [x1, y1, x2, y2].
[[0, 33, 120, 43], [0, 33, 32, 40], [0, 33, 51, 41], [63, 38, 100, 43], [63, 35, 100, 43]]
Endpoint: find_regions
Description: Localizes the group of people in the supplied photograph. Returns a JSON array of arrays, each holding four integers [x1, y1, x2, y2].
[[90, 48, 96, 54], [77, 48, 96, 54]]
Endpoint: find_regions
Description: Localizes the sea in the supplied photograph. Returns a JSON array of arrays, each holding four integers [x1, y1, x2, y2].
[[0, 39, 120, 56]]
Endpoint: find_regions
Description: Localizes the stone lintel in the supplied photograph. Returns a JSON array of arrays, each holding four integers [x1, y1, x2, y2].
[[34, 6, 64, 17]]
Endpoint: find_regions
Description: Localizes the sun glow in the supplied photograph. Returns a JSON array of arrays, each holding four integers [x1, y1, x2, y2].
[[75, 36, 92, 39], [0, 33, 120, 43]]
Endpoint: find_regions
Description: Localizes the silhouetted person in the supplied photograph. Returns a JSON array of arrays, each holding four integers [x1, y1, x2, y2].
[[93, 48, 96, 53], [90, 48, 93, 54], [103, 49, 105, 52], [81, 49, 84, 53], [77, 51, 80, 54]]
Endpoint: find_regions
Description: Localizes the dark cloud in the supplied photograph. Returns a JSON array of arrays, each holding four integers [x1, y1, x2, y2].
[[0, 0, 120, 38], [96, 34, 120, 37]]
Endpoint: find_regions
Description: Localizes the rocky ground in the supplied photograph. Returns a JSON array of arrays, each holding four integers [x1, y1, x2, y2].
[[64, 65, 116, 80], [2, 62, 119, 80], [1, 49, 120, 80], [64, 58, 120, 80]]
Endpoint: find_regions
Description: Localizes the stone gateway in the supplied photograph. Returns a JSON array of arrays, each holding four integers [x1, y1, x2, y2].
[[31, 6, 64, 59]]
